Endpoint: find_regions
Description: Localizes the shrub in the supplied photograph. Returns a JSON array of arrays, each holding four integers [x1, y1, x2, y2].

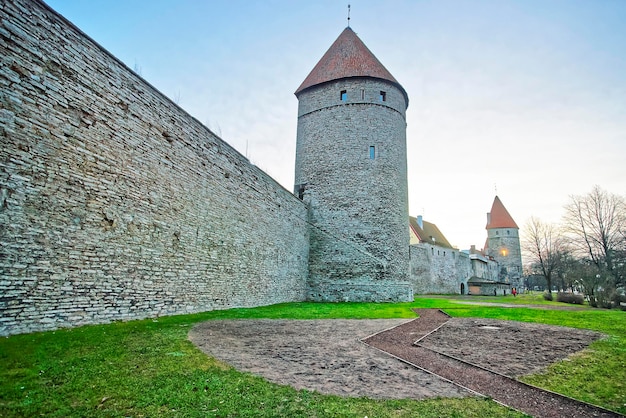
[[556, 292, 584, 305], [584, 283, 622, 309], [595, 286, 618, 309], [610, 293, 626, 311], [543, 291, 553, 301]]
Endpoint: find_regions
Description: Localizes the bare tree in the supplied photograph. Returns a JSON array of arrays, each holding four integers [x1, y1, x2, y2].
[[522, 216, 566, 296], [555, 251, 580, 292], [562, 186, 626, 289]]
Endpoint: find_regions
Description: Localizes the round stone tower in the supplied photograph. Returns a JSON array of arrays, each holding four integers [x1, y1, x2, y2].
[[294, 27, 412, 302], [485, 196, 523, 290]]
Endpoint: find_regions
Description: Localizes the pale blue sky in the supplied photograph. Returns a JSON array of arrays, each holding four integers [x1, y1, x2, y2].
[[46, 0, 626, 250]]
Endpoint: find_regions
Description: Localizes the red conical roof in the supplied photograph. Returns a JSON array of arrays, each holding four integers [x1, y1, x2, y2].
[[486, 196, 519, 229], [295, 27, 408, 105]]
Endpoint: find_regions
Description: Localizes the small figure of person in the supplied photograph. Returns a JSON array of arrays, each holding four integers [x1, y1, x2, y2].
[[512, 287, 517, 297]]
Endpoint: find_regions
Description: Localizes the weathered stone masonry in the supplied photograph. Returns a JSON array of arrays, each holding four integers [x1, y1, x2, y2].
[[296, 78, 411, 302], [0, 0, 309, 336]]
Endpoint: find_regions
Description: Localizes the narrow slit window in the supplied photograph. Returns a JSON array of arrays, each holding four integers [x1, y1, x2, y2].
[[340, 90, 347, 101], [361, 89, 365, 100], [295, 184, 305, 200], [369, 145, 376, 160], [379, 91, 386, 102]]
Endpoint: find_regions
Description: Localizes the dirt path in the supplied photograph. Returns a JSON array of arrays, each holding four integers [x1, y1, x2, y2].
[[363, 309, 618, 418]]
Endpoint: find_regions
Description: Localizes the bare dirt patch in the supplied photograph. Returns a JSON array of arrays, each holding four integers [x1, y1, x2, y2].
[[189, 316, 603, 400], [189, 319, 471, 399], [418, 317, 603, 377]]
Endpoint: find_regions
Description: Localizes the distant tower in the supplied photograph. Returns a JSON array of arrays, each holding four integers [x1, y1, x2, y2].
[[485, 196, 523, 289], [294, 27, 412, 302]]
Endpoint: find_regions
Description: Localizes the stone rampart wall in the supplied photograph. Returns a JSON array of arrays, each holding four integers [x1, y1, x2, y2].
[[409, 244, 467, 294], [0, 0, 308, 336], [456, 251, 471, 294]]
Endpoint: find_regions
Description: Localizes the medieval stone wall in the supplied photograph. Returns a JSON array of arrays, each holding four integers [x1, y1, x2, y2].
[[456, 251, 471, 294], [409, 244, 467, 294], [0, 0, 309, 336]]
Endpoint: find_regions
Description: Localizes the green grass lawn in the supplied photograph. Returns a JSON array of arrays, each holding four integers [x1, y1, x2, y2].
[[1, 296, 624, 417], [416, 292, 590, 307]]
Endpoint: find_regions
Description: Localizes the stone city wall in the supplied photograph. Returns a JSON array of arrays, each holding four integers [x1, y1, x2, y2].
[[409, 244, 467, 294], [0, 0, 308, 336], [456, 251, 471, 294]]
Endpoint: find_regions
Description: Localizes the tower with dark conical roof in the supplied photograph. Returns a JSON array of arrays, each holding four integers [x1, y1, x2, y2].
[[294, 27, 412, 302], [485, 196, 523, 288]]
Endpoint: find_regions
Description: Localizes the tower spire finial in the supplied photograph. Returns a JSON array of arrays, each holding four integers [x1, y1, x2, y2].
[[347, 4, 351, 27]]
